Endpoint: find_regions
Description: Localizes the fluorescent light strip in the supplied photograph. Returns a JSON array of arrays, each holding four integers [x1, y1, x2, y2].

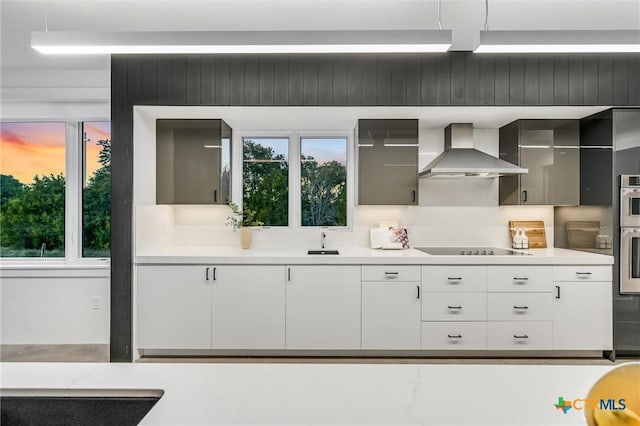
[[520, 145, 550, 149], [475, 30, 640, 53], [32, 30, 452, 55], [203, 145, 221, 149], [383, 143, 419, 147]]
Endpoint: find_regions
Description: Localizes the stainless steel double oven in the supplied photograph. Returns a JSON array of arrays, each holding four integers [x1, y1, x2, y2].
[[620, 175, 640, 293]]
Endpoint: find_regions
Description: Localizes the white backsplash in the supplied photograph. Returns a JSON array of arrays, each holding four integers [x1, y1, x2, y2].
[[135, 203, 554, 252]]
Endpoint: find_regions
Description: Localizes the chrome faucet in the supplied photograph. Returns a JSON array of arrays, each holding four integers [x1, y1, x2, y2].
[[321, 232, 326, 249], [40, 243, 46, 257]]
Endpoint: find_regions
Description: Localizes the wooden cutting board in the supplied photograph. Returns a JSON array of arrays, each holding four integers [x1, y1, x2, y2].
[[509, 220, 547, 248]]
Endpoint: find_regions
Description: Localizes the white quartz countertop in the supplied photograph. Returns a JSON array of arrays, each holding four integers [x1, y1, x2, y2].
[[136, 247, 613, 265], [0, 361, 625, 425]]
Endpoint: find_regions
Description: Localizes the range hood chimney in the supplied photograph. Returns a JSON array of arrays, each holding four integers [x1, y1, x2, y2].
[[418, 123, 528, 178]]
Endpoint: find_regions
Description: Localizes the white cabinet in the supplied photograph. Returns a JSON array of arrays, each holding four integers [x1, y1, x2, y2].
[[487, 321, 553, 350], [137, 264, 285, 351], [552, 281, 612, 350], [421, 322, 487, 350], [362, 281, 421, 349], [286, 265, 361, 350], [137, 265, 212, 349], [487, 266, 553, 292], [211, 265, 285, 349]]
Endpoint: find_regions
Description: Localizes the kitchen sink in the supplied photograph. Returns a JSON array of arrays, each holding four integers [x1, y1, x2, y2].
[[307, 249, 340, 255]]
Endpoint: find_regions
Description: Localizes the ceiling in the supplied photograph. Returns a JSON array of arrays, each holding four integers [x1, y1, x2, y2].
[[2, 0, 638, 70], [0, 0, 638, 114]]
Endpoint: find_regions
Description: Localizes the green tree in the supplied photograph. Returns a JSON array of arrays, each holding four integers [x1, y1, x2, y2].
[[83, 138, 111, 256], [0, 174, 25, 206], [301, 156, 346, 226], [0, 174, 65, 256], [242, 140, 288, 226]]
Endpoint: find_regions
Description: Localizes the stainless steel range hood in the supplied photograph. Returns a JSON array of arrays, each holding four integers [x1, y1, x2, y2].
[[419, 123, 528, 178]]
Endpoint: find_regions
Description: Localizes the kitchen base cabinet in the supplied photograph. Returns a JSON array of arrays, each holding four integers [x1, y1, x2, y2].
[[421, 322, 487, 350], [552, 281, 612, 350], [362, 281, 421, 350], [286, 266, 361, 350], [487, 322, 553, 350], [212, 266, 285, 350], [137, 265, 211, 350]]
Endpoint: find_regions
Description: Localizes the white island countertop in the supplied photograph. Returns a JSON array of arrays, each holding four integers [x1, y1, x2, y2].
[[0, 361, 625, 426], [136, 247, 613, 265]]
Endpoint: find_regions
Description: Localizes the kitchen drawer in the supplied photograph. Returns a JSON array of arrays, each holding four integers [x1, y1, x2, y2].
[[421, 322, 487, 350], [362, 265, 421, 282], [487, 321, 552, 350], [487, 293, 552, 321], [422, 293, 487, 321], [487, 266, 552, 292], [553, 266, 612, 282], [422, 266, 487, 292]]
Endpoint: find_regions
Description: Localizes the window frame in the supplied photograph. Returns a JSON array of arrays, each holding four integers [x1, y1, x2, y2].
[[234, 129, 354, 231], [0, 119, 110, 265]]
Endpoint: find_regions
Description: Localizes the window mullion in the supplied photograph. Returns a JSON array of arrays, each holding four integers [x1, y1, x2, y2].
[[290, 133, 301, 229], [64, 122, 81, 261]]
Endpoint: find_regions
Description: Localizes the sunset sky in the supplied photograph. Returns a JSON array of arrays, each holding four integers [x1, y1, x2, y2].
[[0, 121, 111, 185]]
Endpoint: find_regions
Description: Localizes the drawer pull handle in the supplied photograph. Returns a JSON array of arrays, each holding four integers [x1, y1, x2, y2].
[[447, 334, 462, 339], [576, 272, 592, 276], [447, 305, 463, 310], [513, 334, 529, 339], [513, 306, 529, 310], [447, 277, 462, 281], [384, 272, 399, 276], [513, 277, 529, 281]]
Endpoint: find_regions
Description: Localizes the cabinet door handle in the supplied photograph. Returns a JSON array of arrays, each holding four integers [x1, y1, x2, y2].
[[513, 305, 529, 310], [447, 305, 463, 310], [213, 267, 217, 281], [447, 334, 462, 339], [214, 190, 218, 203], [287, 268, 291, 282], [555, 285, 561, 299], [447, 277, 462, 281], [416, 285, 420, 299], [522, 190, 528, 203], [412, 190, 416, 203], [205, 267, 210, 281], [514, 334, 529, 339], [513, 277, 529, 281]]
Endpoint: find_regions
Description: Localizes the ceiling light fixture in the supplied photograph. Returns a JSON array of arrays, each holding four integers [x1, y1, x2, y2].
[[31, 30, 452, 55], [475, 30, 640, 53]]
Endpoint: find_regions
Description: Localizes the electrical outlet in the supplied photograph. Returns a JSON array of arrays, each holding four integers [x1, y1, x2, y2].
[[92, 296, 102, 310]]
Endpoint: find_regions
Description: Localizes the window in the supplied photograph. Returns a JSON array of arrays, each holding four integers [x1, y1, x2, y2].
[[242, 137, 289, 226], [0, 122, 66, 257], [0, 120, 111, 260], [82, 122, 111, 257], [300, 137, 347, 227]]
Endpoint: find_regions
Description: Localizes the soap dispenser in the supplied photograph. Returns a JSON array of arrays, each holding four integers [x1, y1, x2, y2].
[[521, 228, 529, 249]]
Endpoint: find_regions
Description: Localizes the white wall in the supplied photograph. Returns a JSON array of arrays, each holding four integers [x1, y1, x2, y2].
[[0, 267, 110, 344], [133, 106, 558, 253]]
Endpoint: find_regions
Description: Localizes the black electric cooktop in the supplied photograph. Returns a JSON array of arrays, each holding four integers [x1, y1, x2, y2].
[[414, 247, 531, 256]]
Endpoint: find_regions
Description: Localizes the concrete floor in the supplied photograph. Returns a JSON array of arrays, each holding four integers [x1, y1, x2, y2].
[[1, 344, 635, 365]]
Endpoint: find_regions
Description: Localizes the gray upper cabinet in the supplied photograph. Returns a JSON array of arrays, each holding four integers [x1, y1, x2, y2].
[[156, 119, 231, 204], [499, 120, 579, 206], [357, 119, 419, 205]]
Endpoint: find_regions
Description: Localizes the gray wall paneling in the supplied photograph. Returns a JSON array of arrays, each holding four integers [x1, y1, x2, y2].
[[111, 52, 640, 361]]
